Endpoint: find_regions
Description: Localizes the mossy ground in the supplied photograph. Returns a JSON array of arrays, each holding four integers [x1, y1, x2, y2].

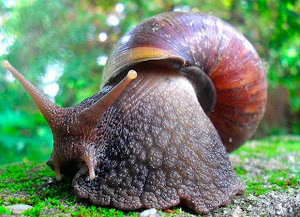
[[232, 135, 300, 196], [0, 135, 299, 216]]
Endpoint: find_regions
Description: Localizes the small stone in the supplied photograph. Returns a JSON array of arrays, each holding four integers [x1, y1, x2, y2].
[[281, 207, 287, 214], [276, 203, 282, 210], [233, 198, 239, 204], [276, 204, 283, 215], [296, 194, 300, 202], [232, 206, 243, 217], [287, 155, 295, 163], [262, 200, 270, 206], [140, 208, 159, 217], [223, 209, 229, 215], [5, 204, 33, 215], [247, 204, 252, 211], [270, 192, 278, 199], [248, 194, 257, 201]]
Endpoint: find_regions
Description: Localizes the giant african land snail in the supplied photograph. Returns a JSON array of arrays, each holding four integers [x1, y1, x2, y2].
[[2, 12, 267, 214]]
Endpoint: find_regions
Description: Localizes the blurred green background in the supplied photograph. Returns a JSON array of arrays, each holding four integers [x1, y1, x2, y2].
[[0, 0, 299, 164]]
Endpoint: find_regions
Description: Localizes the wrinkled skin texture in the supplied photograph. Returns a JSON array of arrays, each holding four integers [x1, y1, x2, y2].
[[71, 64, 244, 214]]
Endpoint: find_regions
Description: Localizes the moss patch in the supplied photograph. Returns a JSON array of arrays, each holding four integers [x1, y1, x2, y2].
[[0, 135, 299, 216], [233, 135, 300, 160], [0, 163, 139, 216], [231, 135, 300, 197]]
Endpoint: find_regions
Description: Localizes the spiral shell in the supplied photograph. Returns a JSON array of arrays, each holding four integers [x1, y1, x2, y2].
[[102, 12, 267, 152]]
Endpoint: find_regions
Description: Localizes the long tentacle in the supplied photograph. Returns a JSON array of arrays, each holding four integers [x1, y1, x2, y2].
[[1, 60, 64, 130]]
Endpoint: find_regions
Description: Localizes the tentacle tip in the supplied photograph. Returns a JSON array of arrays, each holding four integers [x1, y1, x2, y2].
[[55, 173, 62, 181], [89, 171, 96, 180], [127, 69, 137, 80], [87, 165, 96, 180], [81, 154, 96, 180], [1, 60, 10, 69]]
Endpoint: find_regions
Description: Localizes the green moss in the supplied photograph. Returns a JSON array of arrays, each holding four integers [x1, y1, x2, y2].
[[0, 162, 144, 216], [0, 206, 11, 215], [232, 135, 300, 197], [246, 173, 298, 196], [245, 180, 268, 196], [233, 167, 299, 196], [234, 166, 247, 176], [267, 170, 299, 189], [233, 135, 300, 161], [22, 202, 44, 216]]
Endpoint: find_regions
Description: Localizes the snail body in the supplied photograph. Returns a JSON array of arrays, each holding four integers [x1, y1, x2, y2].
[[3, 12, 267, 214]]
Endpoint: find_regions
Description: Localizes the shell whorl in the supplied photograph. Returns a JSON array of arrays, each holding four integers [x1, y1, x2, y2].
[[101, 12, 267, 152]]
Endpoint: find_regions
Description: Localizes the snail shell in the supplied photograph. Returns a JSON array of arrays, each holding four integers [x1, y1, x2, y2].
[[102, 12, 267, 152]]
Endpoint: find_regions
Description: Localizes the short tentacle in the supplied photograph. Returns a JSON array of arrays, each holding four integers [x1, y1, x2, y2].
[[81, 146, 96, 180]]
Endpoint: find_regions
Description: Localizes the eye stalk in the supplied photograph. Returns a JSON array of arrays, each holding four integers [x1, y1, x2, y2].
[[1, 59, 64, 130], [77, 69, 138, 125]]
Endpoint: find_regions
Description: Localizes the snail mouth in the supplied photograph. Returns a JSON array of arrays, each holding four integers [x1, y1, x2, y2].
[[46, 157, 84, 178], [60, 162, 80, 177]]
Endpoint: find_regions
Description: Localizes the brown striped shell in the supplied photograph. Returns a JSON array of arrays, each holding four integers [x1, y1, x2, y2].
[[102, 12, 267, 152]]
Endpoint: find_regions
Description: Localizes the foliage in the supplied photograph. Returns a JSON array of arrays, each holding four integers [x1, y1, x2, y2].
[[0, 136, 299, 216], [0, 0, 299, 164], [0, 110, 52, 164]]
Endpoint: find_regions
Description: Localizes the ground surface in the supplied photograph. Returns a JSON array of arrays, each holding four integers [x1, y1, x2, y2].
[[0, 135, 299, 217]]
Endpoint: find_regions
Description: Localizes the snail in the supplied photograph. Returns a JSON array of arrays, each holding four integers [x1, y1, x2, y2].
[[2, 12, 267, 214]]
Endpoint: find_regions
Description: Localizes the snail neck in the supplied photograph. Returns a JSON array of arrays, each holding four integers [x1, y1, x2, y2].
[[179, 66, 216, 114]]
